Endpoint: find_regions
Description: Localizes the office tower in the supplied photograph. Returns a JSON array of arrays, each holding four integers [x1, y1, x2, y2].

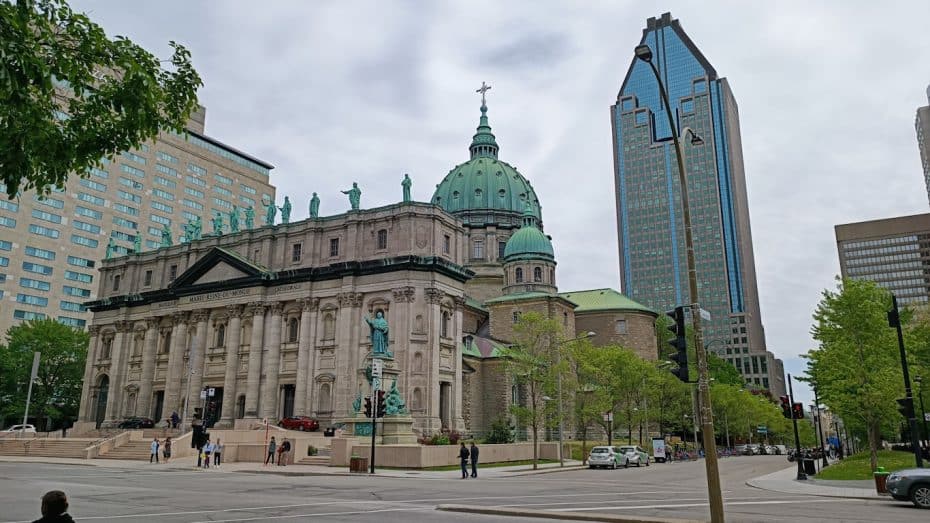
[[916, 85, 930, 205], [610, 13, 783, 395], [835, 213, 930, 306], [0, 106, 275, 336]]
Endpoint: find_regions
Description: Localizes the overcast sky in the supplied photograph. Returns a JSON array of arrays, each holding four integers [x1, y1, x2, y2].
[[73, 0, 930, 406]]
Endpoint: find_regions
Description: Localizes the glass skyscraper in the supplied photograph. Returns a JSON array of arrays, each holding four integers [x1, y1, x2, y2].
[[611, 13, 784, 396]]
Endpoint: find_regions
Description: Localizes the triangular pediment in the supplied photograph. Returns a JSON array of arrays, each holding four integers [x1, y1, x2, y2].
[[170, 247, 270, 290]]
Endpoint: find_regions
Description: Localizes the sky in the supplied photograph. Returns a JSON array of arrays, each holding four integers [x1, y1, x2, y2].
[[72, 0, 930, 406]]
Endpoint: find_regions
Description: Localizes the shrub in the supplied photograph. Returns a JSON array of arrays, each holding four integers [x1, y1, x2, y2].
[[307, 445, 318, 456], [484, 417, 515, 444]]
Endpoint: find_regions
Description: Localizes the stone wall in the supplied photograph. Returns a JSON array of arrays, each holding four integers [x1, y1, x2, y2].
[[575, 310, 658, 360], [487, 297, 576, 343], [350, 442, 564, 468]]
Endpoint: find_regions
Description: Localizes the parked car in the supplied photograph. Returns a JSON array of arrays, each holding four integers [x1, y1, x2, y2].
[[278, 416, 320, 432], [887, 468, 930, 509], [618, 445, 650, 467], [1, 424, 36, 434], [118, 417, 155, 429], [588, 445, 628, 469], [736, 444, 757, 455]]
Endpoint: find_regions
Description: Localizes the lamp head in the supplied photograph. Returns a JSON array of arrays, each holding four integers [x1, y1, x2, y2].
[[585, 331, 596, 338], [634, 44, 653, 63], [690, 133, 704, 146]]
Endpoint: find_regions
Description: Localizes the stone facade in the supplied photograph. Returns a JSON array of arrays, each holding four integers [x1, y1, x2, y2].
[[574, 310, 658, 361]]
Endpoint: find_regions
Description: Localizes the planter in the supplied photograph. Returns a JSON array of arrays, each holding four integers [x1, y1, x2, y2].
[[349, 456, 368, 473]]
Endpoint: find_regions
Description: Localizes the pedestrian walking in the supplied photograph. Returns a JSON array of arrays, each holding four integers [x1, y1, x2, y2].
[[149, 437, 160, 463], [170, 411, 180, 429], [265, 436, 276, 465], [163, 437, 172, 463], [470, 441, 479, 478], [32, 490, 74, 523], [459, 442, 470, 478], [203, 439, 213, 469], [277, 438, 291, 466], [213, 438, 223, 467]]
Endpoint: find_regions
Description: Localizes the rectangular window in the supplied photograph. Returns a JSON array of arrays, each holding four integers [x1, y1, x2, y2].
[[121, 151, 147, 164], [150, 213, 171, 226], [214, 173, 233, 185], [120, 163, 145, 178], [62, 285, 91, 298], [186, 175, 206, 188], [110, 230, 135, 242], [64, 270, 93, 283], [182, 211, 198, 222], [240, 183, 257, 195], [0, 256, 8, 267], [77, 192, 104, 206], [239, 195, 255, 207], [187, 162, 206, 176], [16, 293, 49, 307], [67, 256, 95, 268], [147, 226, 161, 236], [0, 240, 11, 251], [112, 216, 138, 230], [22, 261, 53, 275], [58, 316, 86, 328], [156, 163, 179, 178], [498, 241, 506, 259], [184, 187, 205, 199], [156, 151, 178, 164], [144, 270, 153, 286], [70, 234, 98, 248], [87, 167, 109, 179], [182, 199, 204, 211], [377, 229, 387, 250], [169, 264, 178, 281], [291, 243, 302, 262], [212, 197, 231, 209], [113, 203, 139, 216], [73, 220, 102, 234], [75, 206, 102, 220], [443, 234, 451, 254], [60, 300, 85, 312], [79, 178, 107, 192], [472, 239, 484, 259], [118, 190, 142, 203], [14, 310, 46, 321], [31, 209, 62, 224], [151, 201, 173, 213], [20, 278, 51, 291], [25, 246, 56, 261], [34, 196, 64, 209], [213, 185, 232, 197], [119, 176, 144, 190], [154, 176, 177, 189], [29, 224, 60, 238], [0, 200, 19, 212], [329, 238, 339, 257], [153, 188, 175, 201], [0, 216, 16, 228]]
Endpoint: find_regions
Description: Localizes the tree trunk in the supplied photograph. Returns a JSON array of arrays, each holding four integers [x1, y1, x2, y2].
[[867, 422, 881, 472], [532, 421, 539, 470]]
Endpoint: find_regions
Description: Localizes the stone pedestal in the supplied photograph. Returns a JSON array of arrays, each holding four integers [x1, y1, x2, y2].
[[379, 416, 417, 444]]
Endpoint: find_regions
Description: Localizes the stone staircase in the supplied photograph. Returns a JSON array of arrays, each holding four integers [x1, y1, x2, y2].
[[0, 438, 98, 458], [95, 439, 155, 461], [297, 447, 331, 466]]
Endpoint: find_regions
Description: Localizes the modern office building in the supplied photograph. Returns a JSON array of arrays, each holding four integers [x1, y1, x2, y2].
[[835, 213, 930, 306], [610, 13, 784, 395], [916, 85, 930, 205], [0, 106, 276, 337]]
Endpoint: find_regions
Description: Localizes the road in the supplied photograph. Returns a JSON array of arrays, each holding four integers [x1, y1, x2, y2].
[[0, 456, 925, 522]]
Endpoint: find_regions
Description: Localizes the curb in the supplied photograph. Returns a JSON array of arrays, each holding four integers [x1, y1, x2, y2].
[[436, 504, 705, 523], [745, 466, 883, 501]]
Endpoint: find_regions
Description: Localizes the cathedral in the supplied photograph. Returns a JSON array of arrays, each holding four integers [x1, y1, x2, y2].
[[75, 92, 659, 437]]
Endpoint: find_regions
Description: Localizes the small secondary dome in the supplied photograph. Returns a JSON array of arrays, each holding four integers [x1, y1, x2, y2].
[[503, 204, 554, 261]]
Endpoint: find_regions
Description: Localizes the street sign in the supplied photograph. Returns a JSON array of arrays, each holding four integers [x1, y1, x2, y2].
[[699, 308, 712, 321], [603, 412, 614, 422], [757, 425, 767, 434], [200, 390, 207, 399], [371, 359, 383, 379], [207, 388, 216, 397]]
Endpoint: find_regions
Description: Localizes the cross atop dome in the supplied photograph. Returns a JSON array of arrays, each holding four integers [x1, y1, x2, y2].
[[476, 81, 491, 107], [470, 82, 498, 159]]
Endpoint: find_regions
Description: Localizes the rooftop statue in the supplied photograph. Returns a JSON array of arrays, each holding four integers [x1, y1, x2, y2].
[[133, 234, 141, 254], [229, 206, 240, 233], [264, 199, 277, 226], [402, 173, 412, 202], [364, 310, 391, 357], [212, 212, 224, 235], [244, 206, 255, 229], [160, 224, 172, 248], [280, 196, 292, 224], [105, 237, 117, 259], [191, 215, 202, 240], [342, 182, 361, 210], [309, 192, 320, 218]]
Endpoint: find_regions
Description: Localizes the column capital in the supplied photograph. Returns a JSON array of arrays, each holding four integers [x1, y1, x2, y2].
[[392, 286, 416, 303], [88, 325, 101, 336], [191, 310, 210, 324], [338, 292, 363, 308], [247, 302, 267, 317], [299, 297, 320, 312], [171, 311, 189, 326], [226, 305, 244, 319], [453, 295, 467, 310], [424, 287, 444, 304], [270, 302, 285, 316], [145, 317, 161, 330], [114, 320, 133, 333]]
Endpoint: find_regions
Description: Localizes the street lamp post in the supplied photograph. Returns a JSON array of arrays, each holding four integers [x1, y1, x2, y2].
[[635, 43, 723, 523], [813, 388, 829, 468], [916, 376, 928, 448]]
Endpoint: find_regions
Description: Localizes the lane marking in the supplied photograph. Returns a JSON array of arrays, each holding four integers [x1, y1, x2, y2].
[[189, 506, 436, 523], [552, 498, 847, 512]]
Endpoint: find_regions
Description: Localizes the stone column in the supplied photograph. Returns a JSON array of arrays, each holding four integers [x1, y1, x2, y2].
[[243, 302, 266, 418], [78, 326, 100, 422], [304, 299, 320, 413], [218, 306, 243, 426], [392, 287, 415, 399], [164, 312, 189, 416], [137, 318, 160, 417], [424, 288, 444, 432], [294, 298, 317, 416], [336, 292, 363, 419], [453, 295, 466, 431], [103, 321, 132, 425], [185, 310, 210, 423], [260, 302, 284, 420]]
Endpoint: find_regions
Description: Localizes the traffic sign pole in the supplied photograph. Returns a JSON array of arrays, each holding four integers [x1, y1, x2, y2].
[[369, 359, 383, 474]]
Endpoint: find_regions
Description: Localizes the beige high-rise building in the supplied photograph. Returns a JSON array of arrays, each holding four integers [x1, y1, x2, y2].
[[0, 107, 275, 337], [916, 85, 930, 205]]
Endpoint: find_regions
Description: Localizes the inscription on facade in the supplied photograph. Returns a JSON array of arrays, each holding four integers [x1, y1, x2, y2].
[[182, 288, 253, 304], [273, 283, 304, 295]]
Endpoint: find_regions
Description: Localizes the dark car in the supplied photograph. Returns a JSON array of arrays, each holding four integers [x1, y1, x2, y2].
[[279, 416, 320, 432], [118, 417, 155, 429], [887, 468, 930, 509]]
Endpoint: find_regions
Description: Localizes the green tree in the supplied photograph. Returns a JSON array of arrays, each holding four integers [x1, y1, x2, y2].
[[806, 278, 903, 471], [0, 0, 202, 197], [503, 312, 563, 469], [0, 318, 88, 430]]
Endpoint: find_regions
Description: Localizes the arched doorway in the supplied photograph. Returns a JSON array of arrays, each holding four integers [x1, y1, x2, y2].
[[95, 375, 109, 429]]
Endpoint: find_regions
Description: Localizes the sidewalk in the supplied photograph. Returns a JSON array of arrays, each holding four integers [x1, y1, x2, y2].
[[747, 464, 881, 500], [0, 455, 585, 479]]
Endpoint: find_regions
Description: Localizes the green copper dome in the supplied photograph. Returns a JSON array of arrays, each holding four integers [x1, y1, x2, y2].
[[503, 204, 554, 261], [432, 101, 542, 223]]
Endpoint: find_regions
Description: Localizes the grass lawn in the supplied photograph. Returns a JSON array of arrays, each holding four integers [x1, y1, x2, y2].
[[816, 450, 917, 480], [380, 459, 558, 472]]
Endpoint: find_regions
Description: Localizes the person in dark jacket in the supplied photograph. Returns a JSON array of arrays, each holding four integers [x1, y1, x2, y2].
[[170, 411, 180, 429], [32, 490, 74, 523], [459, 442, 470, 478], [470, 442, 479, 478]]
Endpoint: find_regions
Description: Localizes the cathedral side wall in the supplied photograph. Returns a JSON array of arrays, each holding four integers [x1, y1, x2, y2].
[[575, 311, 658, 360]]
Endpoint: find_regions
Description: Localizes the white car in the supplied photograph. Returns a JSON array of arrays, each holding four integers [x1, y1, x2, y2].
[[618, 445, 650, 467], [588, 446, 629, 469], [1, 424, 36, 434]]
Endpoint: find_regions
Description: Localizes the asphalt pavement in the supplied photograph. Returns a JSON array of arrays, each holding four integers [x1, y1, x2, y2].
[[0, 456, 926, 522]]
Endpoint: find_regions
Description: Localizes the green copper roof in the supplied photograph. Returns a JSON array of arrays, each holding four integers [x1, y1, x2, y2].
[[484, 291, 572, 305], [432, 101, 542, 222], [503, 203, 554, 261], [462, 336, 509, 359], [557, 288, 656, 315]]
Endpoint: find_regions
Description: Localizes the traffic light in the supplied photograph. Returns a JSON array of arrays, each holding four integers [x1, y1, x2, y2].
[[191, 424, 203, 449], [666, 306, 689, 383], [897, 397, 915, 419], [364, 397, 372, 418], [791, 402, 804, 420], [779, 396, 791, 419], [376, 390, 386, 418]]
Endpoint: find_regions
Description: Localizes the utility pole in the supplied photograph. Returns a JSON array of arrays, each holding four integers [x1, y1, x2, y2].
[[787, 374, 807, 480], [22, 352, 41, 428], [813, 388, 829, 468], [888, 294, 924, 468]]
